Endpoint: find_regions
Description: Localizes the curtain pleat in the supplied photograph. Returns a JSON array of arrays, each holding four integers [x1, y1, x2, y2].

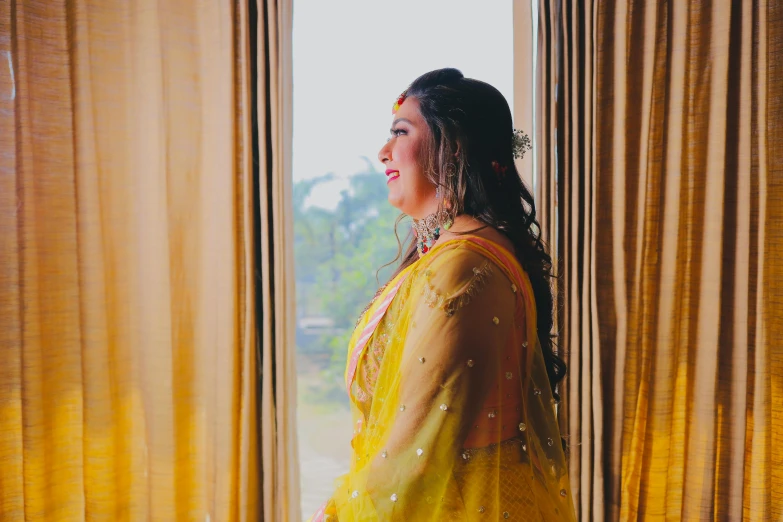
[[528, 0, 783, 520], [253, 0, 300, 521], [0, 1, 259, 520]]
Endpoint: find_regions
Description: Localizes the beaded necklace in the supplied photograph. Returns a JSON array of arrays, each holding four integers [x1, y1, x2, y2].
[[413, 209, 453, 257]]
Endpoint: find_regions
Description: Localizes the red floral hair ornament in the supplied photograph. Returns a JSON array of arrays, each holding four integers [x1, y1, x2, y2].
[[392, 90, 408, 114], [491, 161, 508, 178], [491, 129, 533, 183]]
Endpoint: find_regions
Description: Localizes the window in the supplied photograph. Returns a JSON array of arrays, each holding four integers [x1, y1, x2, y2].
[[292, 2, 513, 518]]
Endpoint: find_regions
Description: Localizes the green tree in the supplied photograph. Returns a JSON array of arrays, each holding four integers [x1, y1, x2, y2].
[[294, 160, 409, 406]]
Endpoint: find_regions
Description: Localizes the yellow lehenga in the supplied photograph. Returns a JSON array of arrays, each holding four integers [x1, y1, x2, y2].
[[310, 236, 576, 521]]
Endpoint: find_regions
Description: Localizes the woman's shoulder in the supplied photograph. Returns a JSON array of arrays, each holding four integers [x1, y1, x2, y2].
[[420, 231, 515, 278], [408, 240, 515, 317], [424, 239, 490, 268]]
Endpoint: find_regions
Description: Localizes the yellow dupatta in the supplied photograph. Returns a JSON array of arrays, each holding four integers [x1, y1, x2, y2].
[[311, 236, 575, 521]]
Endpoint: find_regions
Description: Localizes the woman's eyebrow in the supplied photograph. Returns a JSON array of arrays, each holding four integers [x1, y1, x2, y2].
[[391, 117, 413, 127]]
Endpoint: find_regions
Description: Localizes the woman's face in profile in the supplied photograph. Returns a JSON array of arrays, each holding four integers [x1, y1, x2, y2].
[[377, 96, 437, 219]]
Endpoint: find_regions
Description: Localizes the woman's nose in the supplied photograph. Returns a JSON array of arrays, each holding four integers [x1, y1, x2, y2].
[[378, 140, 392, 164]]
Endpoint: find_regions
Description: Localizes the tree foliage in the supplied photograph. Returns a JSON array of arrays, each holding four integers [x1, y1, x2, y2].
[[294, 160, 410, 404]]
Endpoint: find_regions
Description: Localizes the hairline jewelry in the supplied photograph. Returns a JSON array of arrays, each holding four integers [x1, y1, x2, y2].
[[392, 90, 408, 114]]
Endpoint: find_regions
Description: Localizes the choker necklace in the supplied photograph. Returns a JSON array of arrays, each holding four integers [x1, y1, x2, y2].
[[413, 209, 453, 256]]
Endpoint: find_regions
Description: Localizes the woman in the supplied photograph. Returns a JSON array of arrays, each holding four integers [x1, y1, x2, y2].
[[310, 68, 575, 521]]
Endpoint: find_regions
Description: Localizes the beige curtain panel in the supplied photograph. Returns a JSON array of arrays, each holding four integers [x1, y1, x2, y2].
[[253, 0, 300, 520], [524, 0, 783, 520], [0, 0, 297, 520]]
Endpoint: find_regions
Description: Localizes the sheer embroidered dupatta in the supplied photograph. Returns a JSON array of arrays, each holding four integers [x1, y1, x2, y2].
[[311, 237, 575, 521]]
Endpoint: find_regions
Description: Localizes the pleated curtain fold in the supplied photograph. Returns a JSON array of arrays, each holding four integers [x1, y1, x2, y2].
[[520, 0, 783, 519], [253, 0, 300, 520], [0, 0, 298, 520]]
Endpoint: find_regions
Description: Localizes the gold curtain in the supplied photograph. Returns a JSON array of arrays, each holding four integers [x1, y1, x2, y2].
[[0, 0, 276, 519], [527, 0, 783, 520], [253, 0, 300, 520]]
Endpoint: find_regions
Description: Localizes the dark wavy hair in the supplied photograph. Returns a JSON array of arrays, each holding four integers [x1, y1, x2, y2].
[[386, 68, 566, 401]]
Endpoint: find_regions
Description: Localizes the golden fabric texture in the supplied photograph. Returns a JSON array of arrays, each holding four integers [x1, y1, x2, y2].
[[529, 0, 783, 519], [313, 237, 575, 521], [0, 1, 273, 519], [254, 0, 301, 520]]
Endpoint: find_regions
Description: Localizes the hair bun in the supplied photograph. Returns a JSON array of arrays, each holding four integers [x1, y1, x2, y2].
[[409, 68, 464, 90]]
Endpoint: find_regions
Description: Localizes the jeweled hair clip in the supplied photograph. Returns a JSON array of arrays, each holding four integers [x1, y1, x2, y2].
[[512, 129, 532, 160]]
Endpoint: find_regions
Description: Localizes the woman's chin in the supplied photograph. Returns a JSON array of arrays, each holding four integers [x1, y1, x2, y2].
[[387, 192, 404, 211]]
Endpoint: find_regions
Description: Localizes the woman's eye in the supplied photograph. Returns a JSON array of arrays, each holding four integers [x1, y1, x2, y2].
[[391, 128, 407, 137]]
